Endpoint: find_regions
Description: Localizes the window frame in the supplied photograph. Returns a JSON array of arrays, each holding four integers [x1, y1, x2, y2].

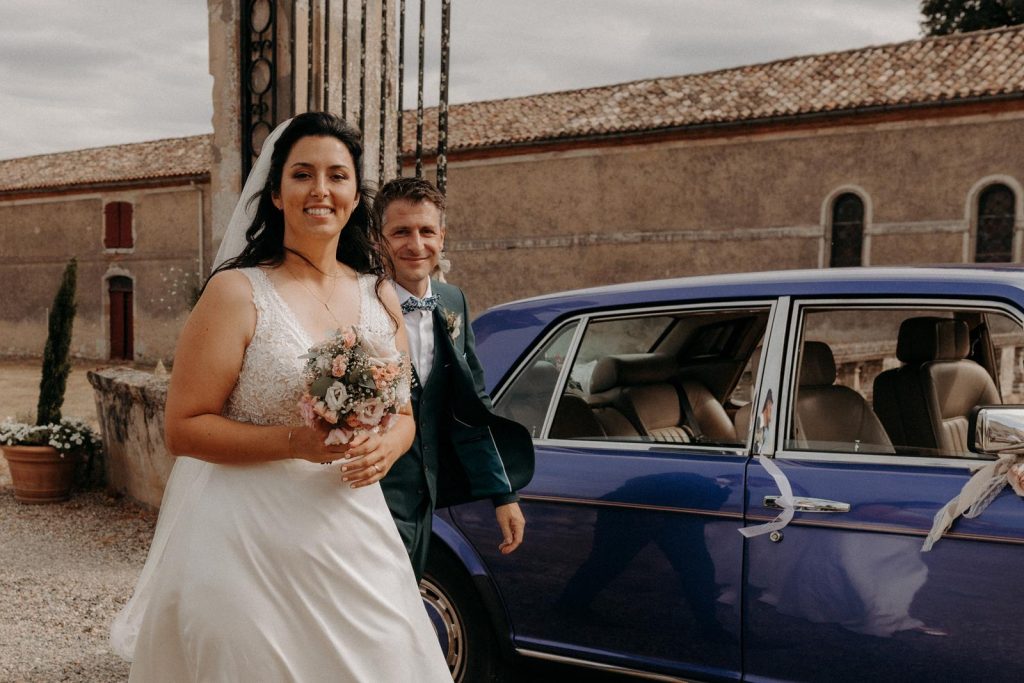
[[974, 183, 1016, 264], [828, 192, 865, 268], [103, 200, 135, 251], [494, 299, 779, 452], [775, 296, 1024, 469]]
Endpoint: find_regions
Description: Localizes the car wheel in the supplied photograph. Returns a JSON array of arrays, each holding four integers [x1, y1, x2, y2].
[[421, 548, 508, 683]]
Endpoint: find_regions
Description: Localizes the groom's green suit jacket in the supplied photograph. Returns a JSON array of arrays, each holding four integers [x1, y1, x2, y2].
[[381, 280, 535, 576]]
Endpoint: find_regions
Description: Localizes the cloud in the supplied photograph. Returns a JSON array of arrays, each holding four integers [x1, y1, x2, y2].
[[0, 0, 923, 159], [0, 0, 212, 159]]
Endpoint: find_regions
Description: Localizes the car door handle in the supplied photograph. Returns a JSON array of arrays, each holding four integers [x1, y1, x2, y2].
[[763, 496, 850, 513]]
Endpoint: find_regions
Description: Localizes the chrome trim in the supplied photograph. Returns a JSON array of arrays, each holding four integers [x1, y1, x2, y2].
[[516, 649, 692, 682], [771, 449, 989, 470], [518, 493, 744, 520], [743, 513, 1024, 545], [419, 576, 466, 681], [531, 437, 748, 456], [973, 405, 1024, 454], [764, 495, 850, 512], [751, 296, 791, 458], [780, 297, 1024, 465], [538, 317, 589, 439]]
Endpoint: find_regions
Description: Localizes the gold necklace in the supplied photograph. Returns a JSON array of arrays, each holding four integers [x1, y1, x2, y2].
[[284, 263, 343, 327]]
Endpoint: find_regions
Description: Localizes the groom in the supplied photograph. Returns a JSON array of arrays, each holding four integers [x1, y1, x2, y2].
[[377, 177, 534, 580]]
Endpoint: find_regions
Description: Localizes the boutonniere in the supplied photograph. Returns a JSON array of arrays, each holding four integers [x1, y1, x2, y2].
[[442, 309, 462, 341]]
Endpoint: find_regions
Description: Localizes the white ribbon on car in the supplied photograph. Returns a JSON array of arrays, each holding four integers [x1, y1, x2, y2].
[[739, 455, 796, 538], [921, 454, 1024, 552]]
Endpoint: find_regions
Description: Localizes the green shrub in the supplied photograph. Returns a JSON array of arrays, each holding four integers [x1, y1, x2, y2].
[[36, 258, 77, 426]]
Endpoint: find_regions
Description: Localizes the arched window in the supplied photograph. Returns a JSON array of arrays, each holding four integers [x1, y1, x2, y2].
[[829, 193, 864, 268], [975, 184, 1015, 263], [108, 276, 134, 360]]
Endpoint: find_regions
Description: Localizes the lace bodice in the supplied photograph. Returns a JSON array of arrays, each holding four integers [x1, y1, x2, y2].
[[223, 267, 396, 426]]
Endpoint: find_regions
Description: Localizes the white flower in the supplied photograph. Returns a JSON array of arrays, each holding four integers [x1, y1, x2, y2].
[[324, 382, 350, 412]]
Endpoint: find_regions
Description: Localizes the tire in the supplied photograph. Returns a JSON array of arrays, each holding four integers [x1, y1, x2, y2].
[[421, 547, 509, 683]]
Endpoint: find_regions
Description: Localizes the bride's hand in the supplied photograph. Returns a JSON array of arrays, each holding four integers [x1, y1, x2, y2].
[[341, 432, 393, 488], [340, 414, 414, 488], [287, 425, 352, 464]]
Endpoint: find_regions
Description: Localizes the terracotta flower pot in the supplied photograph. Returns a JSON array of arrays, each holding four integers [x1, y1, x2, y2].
[[1, 444, 79, 504]]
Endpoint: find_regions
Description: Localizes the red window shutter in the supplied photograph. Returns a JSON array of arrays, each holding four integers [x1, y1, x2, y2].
[[119, 203, 133, 248], [104, 203, 119, 248]]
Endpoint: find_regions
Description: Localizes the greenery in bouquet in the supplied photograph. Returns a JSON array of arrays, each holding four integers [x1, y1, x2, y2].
[[299, 327, 412, 445]]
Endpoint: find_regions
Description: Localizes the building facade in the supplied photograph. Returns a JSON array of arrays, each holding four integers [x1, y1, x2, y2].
[[0, 137, 211, 362], [1, 26, 1022, 359]]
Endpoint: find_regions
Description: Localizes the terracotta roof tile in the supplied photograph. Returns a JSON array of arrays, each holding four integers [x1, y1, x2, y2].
[[0, 135, 211, 193], [3, 25, 1022, 193], [404, 25, 1024, 153]]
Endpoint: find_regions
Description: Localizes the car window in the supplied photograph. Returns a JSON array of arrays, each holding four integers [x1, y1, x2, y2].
[[546, 308, 769, 446], [493, 322, 579, 438], [787, 305, 1024, 459]]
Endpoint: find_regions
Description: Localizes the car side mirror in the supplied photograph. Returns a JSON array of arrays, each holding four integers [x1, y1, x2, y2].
[[969, 405, 1024, 455]]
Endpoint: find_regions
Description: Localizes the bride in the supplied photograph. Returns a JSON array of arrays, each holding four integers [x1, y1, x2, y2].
[[110, 112, 452, 681]]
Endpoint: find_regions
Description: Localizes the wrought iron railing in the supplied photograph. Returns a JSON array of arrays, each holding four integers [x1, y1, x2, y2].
[[239, 0, 453, 193]]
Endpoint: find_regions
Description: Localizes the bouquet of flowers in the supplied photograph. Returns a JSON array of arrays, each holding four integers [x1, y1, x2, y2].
[[299, 327, 411, 446]]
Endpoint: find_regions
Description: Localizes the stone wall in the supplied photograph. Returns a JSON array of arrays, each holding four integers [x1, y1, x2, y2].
[[88, 367, 172, 508], [0, 185, 209, 361]]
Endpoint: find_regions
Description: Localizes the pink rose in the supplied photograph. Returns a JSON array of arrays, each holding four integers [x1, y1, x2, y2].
[[312, 401, 339, 425], [331, 356, 348, 377], [342, 330, 357, 349], [356, 399, 386, 427]]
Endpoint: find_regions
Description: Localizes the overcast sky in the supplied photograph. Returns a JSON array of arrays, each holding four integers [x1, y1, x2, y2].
[[1, 0, 924, 160]]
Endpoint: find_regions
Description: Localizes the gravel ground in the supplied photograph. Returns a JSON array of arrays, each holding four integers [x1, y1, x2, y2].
[[0, 487, 156, 682]]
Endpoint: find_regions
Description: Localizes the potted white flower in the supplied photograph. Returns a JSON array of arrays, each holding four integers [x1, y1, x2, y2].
[[0, 258, 103, 503]]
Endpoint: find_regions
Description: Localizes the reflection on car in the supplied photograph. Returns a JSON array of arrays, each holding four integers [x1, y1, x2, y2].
[[420, 267, 1024, 683]]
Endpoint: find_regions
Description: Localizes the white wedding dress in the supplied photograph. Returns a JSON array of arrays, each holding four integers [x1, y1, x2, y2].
[[112, 268, 452, 682]]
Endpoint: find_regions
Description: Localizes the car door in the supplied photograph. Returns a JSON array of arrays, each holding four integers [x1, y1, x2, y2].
[[742, 298, 1024, 683], [451, 301, 777, 682]]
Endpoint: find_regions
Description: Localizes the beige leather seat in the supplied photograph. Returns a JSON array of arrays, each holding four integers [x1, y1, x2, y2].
[[793, 341, 894, 454], [873, 317, 1000, 455], [588, 354, 737, 444]]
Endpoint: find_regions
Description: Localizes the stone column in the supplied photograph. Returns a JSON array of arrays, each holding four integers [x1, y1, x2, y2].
[[208, 0, 399, 265]]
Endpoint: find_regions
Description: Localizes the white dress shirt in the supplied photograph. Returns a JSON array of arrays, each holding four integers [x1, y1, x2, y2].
[[394, 281, 436, 382]]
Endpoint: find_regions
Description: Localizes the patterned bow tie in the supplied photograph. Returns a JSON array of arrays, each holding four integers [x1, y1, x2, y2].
[[401, 295, 439, 314]]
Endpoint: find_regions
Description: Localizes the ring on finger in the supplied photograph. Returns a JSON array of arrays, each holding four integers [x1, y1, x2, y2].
[[373, 463, 382, 474]]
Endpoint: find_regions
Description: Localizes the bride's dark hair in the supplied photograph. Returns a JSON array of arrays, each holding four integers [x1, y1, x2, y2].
[[210, 112, 396, 326]]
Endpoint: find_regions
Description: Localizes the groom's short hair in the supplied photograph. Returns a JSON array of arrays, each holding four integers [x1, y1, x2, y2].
[[376, 177, 447, 226]]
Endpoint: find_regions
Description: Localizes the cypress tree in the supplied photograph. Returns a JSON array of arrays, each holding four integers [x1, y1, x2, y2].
[[36, 258, 78, 426]]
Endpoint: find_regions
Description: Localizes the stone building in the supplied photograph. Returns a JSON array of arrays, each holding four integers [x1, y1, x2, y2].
[[0, 137, 211, 361], [1, 25, 1022, 361]]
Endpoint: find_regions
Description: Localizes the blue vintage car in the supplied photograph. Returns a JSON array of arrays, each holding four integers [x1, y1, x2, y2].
[[420, 267, 1024, 683]]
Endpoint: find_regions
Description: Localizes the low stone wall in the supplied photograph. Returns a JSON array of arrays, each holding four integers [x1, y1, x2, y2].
[[87, 367, 171, 509]]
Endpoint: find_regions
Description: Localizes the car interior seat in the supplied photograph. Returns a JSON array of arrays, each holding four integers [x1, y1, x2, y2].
[[588, 354, 738, 444], [793, 341, 894, 454], [872, 317, 1000, 455]]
